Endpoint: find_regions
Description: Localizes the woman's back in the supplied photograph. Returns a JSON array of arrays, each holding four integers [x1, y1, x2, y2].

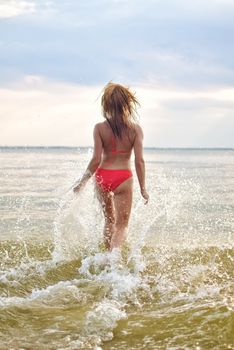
[[98, 121, 136, 169]]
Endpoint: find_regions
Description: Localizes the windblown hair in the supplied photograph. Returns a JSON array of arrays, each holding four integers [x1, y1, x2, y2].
[[101, 81, 140, 138]]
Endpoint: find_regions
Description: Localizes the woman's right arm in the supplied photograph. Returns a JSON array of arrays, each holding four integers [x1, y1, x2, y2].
[[134, 125, 149, 204], [73, 124, 102, 193]]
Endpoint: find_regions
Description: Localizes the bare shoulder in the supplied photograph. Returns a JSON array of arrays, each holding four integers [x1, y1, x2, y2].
[[134, 123, 143, 137], [94, 121, 107, 131], [93, 122, 105, 133]]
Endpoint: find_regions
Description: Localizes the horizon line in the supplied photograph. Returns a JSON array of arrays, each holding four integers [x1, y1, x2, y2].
[[0, 146, 233, 150]]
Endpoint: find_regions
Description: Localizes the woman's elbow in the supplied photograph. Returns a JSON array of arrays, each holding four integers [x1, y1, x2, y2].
[[92, 156, 101, 166], [135, 157, 145, 165]]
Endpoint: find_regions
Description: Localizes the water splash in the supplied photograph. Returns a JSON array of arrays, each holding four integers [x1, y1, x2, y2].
[[0, 148, 233, 349]]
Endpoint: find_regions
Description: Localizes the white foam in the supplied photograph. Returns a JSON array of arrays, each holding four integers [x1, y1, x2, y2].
[[85, 299, 127, 342], [0, 279, 83, 307], [0, 258, 56, 285]]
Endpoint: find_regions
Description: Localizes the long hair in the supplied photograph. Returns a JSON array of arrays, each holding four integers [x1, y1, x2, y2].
[[101, 81, 140, 138]]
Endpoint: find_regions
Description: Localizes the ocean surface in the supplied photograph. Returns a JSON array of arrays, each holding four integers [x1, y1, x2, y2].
[[0, 147, 233, 350]]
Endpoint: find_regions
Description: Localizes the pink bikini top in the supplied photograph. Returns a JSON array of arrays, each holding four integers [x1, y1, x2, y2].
[[105, 120, 130, 155], [110, 135, 129, 155]]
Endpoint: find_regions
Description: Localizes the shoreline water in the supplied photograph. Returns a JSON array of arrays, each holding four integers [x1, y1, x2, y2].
[[0, 148, 233, 349]]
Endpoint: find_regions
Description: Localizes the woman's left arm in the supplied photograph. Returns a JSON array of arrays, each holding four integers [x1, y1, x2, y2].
[[73, 124, 102, 193]]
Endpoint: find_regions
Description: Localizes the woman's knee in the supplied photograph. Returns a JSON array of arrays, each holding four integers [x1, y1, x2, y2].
[[116, 211, 130, 227]]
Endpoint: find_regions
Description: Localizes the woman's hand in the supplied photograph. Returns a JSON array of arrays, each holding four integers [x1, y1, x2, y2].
[[73, 182, 83, 194], [141, 189, 149, 204], [73, 169, 92, 194]]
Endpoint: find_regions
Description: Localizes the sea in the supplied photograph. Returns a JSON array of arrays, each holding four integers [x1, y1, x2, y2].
[[0, 147, 233, 350]]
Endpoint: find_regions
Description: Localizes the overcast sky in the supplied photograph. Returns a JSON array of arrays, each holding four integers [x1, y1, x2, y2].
[[0, 0, 234, 147]]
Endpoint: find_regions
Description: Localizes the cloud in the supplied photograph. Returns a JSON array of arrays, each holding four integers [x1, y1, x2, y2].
[[0, 76, 233, 147], [0, 1, 233, 147], [0, 0, 233, 88], [41, 0, 234, 24], [0, 76, 101, 146], [0, 0, 35, 18]]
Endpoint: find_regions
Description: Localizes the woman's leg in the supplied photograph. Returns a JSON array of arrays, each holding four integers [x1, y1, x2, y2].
[[95, 185, 115, 250], [110, 177, 133, 250]]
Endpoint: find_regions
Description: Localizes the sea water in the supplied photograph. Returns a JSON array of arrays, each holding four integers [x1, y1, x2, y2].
[[0, 147, 233, 350]]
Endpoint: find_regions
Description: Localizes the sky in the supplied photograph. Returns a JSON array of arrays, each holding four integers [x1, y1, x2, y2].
[[0, 0, 234, 147]]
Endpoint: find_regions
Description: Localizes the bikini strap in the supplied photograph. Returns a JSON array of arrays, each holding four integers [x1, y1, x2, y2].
[[111, 135, 128, 154], [106, 120, 128, 154]]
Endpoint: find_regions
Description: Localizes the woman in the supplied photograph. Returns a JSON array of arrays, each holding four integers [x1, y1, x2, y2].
[[73, 82, 149, 251]]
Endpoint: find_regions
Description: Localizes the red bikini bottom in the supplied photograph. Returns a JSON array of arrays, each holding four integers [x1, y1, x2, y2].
[[95, 168, 133, 192]]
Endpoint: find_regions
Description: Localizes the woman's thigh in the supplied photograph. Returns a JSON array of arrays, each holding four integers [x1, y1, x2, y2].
[[113, 177, 133, 226], [95, 184, 115, 223]]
